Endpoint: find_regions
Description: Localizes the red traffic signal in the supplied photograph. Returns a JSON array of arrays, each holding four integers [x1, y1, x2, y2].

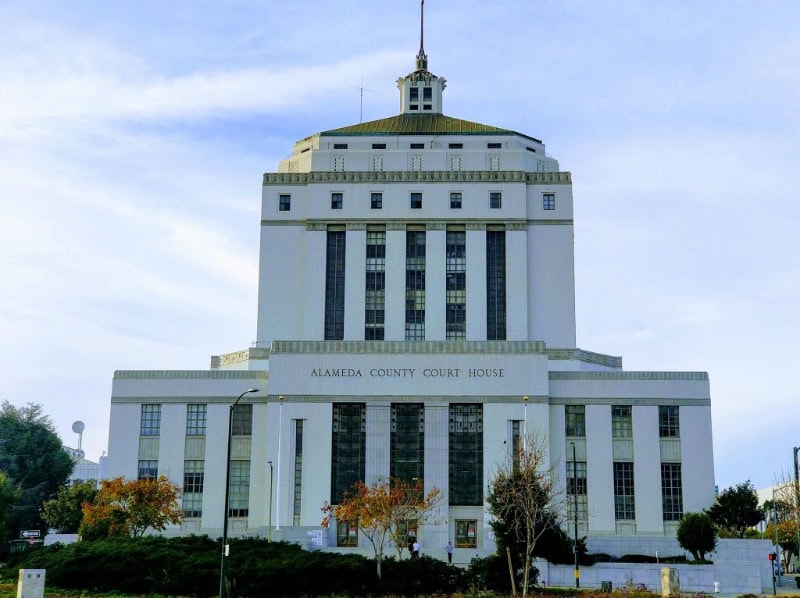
[[768, 553, 775, 561]]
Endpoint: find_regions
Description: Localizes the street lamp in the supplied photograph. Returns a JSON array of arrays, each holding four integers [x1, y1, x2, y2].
[[219, 388, 259, 598], [522, 396, 529, 438], [794, 447, 800, 573], [267, 460, 273, 541], [570, 441, 580, 588]]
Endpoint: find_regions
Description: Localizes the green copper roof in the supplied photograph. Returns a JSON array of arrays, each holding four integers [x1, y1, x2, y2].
[[322, 113, 540, 142]]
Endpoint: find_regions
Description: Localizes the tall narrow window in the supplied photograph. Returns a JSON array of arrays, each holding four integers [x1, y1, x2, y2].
[[391, 404, 424, 485], [612, 405, 632, 438], [543, 193, 555, 210], [659, 406, 680, 437], [365, 230, 386, 340], [489, 191, 502, 209], [229, 460, 250, 517], [446, 230, 466, 340], [325, 230, 346, 340], [450, 192, 462, 209], [331, 403, 366, 504], [565, 405, 586, 437], [567, 460, 588, 521], [331, 192, 343, 210], [137, 459, 158, 480], [405, 230, 426, 340], [510, 420, 522, 470], [449, 404, 483, 506], [486, 230, 507, 340], [182, 460, 204, 518], [279, 194, 291, 211], [186, 404, 207, 436], [661, 463, 683, 521], [140, 404, 161, 436], [370, 192, 383, 210], [293, 420, 304, 525], [410, 192, 423, 209], [231, 403, 252, 436], [613, 461, 635, 520]]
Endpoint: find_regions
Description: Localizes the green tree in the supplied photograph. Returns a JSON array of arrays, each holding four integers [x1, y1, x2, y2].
[[0, 472, 21, 542], [705, 480, 762, 538], [677, 511, 717, 561], [80, 476, 183, 539], [0, 401, 74, 536], [487, 433, 561, 598], [42, 480, 98, 533]]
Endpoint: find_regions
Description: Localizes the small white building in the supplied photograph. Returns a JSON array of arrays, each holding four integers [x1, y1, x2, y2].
[[107, 9, 715, 559]]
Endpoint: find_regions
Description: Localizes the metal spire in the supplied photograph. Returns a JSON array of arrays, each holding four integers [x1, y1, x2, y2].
[[416, 0, 428, 71]]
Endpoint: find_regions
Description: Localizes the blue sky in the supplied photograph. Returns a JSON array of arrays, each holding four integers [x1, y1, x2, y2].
[[1, 0, 798, 492]]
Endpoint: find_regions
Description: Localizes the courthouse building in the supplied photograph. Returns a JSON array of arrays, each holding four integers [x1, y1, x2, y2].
[[107, 15, 716, 557]]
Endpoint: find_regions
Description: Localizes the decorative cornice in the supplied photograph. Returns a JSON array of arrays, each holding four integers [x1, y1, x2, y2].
[[549, 371, 708, 381], [428, 222, 446, 230], [267, 395, 550, 404], [263, 171, 572, 186], [112, 395, 271, 405], [347, 222, 367, 231], [271, 219, 573, 228], [270, 340, 547, 355], [549, 397, 711, 407], [546, 349, 623, 369], [210, 347, 270, 369], [114, 370, 268, 380]]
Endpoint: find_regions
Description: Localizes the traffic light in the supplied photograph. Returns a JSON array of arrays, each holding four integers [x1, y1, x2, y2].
[[768, 552, 775, 561]]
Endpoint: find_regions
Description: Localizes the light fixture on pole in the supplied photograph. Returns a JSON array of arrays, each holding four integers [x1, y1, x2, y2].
[[794, 447, 800, 570], [570, 441, 580, 588], [275, 395, 285, 531], [219, 388, 259, 598], [267, 460, 273, 541], [522, 396, 529, 438]]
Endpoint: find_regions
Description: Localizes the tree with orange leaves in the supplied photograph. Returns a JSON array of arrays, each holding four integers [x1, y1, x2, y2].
[[80, 475, 183, 539], [321, 477, 443, 579]]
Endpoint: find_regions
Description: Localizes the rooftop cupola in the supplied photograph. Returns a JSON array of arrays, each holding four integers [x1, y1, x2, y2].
[[397, 0, 446, 114]]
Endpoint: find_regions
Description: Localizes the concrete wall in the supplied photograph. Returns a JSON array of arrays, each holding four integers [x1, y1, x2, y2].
[[542, 538, 774, 595]]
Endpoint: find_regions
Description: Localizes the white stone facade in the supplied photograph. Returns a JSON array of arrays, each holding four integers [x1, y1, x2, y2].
[[107, 26, 716, 560]]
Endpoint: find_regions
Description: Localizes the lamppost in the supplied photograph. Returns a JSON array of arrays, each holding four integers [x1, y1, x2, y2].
[[522, 396, 529, 437], [275, 396, 285, 531], [267, 460, 273, 541], [219, 388, 259, 598], [794, 447, 800, 573], [570, 441, 580, 588]]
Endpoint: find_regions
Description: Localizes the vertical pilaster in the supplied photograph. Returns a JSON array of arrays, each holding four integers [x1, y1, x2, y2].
[[506, 224, 528, 340], [366, 403, 390, 485], [466, 225, 487, 340], [344, 226, 366, 340], [423, 404, 449, 553], [385, 225, 406, 340], [426, 225, 446, 340]]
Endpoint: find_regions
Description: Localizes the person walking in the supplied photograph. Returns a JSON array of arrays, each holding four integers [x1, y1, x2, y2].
[[412, 540, 420, 558], [446, 541, 454, 564]]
